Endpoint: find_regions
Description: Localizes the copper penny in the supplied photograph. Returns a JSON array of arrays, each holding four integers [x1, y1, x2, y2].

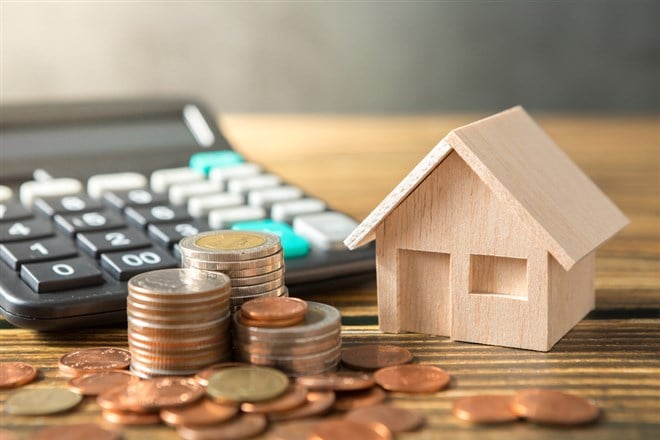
[[296, 372, 375, 391], [240, 296, 307, 321], [374, 364, 450, 393], [237, 312, 305, 328], [160, 398, 239, 426], [102, 409, 161, 425], [452, 395, 518, 424], [341, 345, 413, 370], [195, 362, 250, 387], [241, 384, 308, 413], [309, 418, 393, 440], [176, 413, 267, 440], [270, 418, 324, 440], [98, 377, 204, 412], [0, 362, 38, 388], [347, 403, 425, 432], [268, 391, 335, 422], [333, 386, 387, 411], [32, 423, 120, 440], [68, 370, 140, 396], [512, 389, 600, 425], [58, 347, 131, 376]]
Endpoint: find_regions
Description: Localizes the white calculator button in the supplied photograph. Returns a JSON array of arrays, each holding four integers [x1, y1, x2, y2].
[[247, 186, 303, 209], [208, 206, 266, 229], [169, 181, 223, 206], [20, 178, 82, 207], [293, 211, 358, 250], [150, 167, 204, 194], [271, 198, 326, 223], [188, 193, 244, 218], [209, 163, 262, 183], [0, 186, 13, 202], [87, 172, 147, 199], [227, 174, 281, 195]]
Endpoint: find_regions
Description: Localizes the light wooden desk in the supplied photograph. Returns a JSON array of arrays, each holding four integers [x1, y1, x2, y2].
[[1, 114, 658, 439]]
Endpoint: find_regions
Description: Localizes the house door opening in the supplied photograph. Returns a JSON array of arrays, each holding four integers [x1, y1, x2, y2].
[[398, 249, 451, 336]]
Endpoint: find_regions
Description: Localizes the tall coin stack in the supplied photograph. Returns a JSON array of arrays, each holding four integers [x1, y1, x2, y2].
[[127, 268, 232, 378], [179, 231, 288, 312], [233, 298, 342, 376]]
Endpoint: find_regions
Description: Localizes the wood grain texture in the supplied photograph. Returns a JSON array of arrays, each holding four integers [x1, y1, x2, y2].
[[1, 114, 658, 439]]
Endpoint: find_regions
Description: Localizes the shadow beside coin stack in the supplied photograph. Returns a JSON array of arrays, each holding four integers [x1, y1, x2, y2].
[[179, 231, 288, 312]]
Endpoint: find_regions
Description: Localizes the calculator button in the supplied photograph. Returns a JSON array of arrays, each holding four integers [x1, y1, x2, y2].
[[103, 189, 169, 211], [100, 247, 177, 281], [54, 211, 126, 237], [208, 206, 266, 229], [124, 205, 191, 228], [19, 177, 82, 207], [77, 228, 151, 258], [0, 200, 32, 222], [0, 218, 54, 243], [87, 172, 147, 199], [232, 220, 310, 259], [247, 186, 303, 209], [151, 167, 204, 193], [271, 198, 326, 223], [1, 237, 77, 270], [148, 220, 211, 249], [209, 163, 262, 183], [168, 181, 223, 206], [0, 185, 13, 202], [187, 193, 244, 218], [20, 257, 104, 293], [227, 174, 281, 195], [293, 212, 359, 250], [33, 195, 103, 217], [189, 151, 244, 175]]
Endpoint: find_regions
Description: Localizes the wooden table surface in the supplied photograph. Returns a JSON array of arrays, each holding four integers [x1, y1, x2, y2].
[[1, 113, 658, 439]]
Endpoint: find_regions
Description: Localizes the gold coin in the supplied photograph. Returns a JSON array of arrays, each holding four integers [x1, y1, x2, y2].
[[197, 232, 266, 250], [5, 388, 82, 415], [179, 231, 281, 261], [207, 366, 290, 403]]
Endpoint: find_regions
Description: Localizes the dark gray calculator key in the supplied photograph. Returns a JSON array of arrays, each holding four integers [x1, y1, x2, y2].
[[77, 228, 151, 258], [0, 200, 32, 222], [20, 257, 104, 293], [1, 237, 77, 270], [54, 210, 126, 237], [124, 205, 191, 229], [100, 247, 178, 281], [103, 189, 168, 211], [0, 218, 54, 243], [34, 195, 103, 217], [147, 220, 211, 249]]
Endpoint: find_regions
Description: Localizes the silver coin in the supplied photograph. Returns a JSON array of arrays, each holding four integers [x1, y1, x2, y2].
[[230, 268, 285, 287], [235, 334, 341, 357], [231, 279, 284, 296], [182, 259, 283, 277], [180, 251, 284, 271], [179, 230, 281, 261], [128, 268, 231, 297]]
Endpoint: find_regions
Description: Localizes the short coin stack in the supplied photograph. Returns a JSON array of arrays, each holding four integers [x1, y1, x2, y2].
[[233, 298, 342, 376], [179, 230, 287, 311], [127, 268, 232, 378]]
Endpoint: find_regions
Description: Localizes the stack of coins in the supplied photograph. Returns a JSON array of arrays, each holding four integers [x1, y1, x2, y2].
[[179, 231, 288, 312], [233, 300, 342, 376], [127, 268, 232, 378]]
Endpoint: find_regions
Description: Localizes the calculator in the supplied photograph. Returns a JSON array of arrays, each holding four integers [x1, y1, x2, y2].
[[0, 99, 375, 330]]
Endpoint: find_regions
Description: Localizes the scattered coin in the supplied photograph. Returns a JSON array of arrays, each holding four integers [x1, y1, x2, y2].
[[333, 386, 387, 411], [269, 418, 325, 440], [67, 370, 140, 396], [99, 377, 205, 412], [58, 347, 131, 376], [346, 403, 425, 432], [176, 413, 268, 440], [341, 344, 413, 370], [160, 398, 239, 426], [268, 391, 336, 422], [4, 388, 82, 415], [296, 372, 375, 391], [194, 362, 250, 387], [240, 384, 308, 414], [512, 389, 600, 425], [240, 297, 308, 322], [452, 395, 518, 424], [309, 418, 393, 440], [0, 429, 17, 440], [101, 409, 162, 425], [0, 362, 38, 388], [207, 366, 290, 403], [374, 364, 450, 393], [31, 423, 120, 440]]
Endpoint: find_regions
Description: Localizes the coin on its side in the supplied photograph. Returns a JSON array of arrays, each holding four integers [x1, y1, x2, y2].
[[341, 345, 413, 371], [32, 423, 120, 440], [296, 372, 375, 391], [58, 347, 131, 376], [374, 364, 450, 393], [346, 404, 425, 432], [207, 366, 289, 403], [309, 418, 393, 440], [5, 388, 82, 415], [333, 386, 387, 411], [101, 409, 162, 425], [452, 395, 518, 424], [0, 362, 38, 388], [67, 370, 140, 396], [511, 389, 600, 425], [268, 391, 335, 422], [177, 413, 267, 440], [160, 398, 239, 426]]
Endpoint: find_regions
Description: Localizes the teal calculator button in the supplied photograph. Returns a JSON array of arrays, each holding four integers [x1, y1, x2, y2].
[[232, 220, 310, 259], [189, 151, 244, 175]]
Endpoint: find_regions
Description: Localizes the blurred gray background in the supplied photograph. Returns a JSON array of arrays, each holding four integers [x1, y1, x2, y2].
[[2, 0, 659, 113]]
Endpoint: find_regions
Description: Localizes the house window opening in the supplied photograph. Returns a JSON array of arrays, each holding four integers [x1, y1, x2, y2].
[[469, 254, 528, 299]]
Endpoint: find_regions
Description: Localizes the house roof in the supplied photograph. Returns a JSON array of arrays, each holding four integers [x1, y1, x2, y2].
[[344, 106, 628, 271]]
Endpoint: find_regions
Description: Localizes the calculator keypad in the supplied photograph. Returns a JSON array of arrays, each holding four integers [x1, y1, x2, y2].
[[1, 218, 54, 243], [54, 211, 126, 237], [125, 205, 191, 229], [1, 237, 77, 270], [100, 247, 177, 281], [20, 257, 104, 293], [76, 228, 151, 258]]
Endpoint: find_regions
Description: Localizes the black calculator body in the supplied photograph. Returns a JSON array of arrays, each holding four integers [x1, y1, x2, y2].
[[0, 99, 375, 330]]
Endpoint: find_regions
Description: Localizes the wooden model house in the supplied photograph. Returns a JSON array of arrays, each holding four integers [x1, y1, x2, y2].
[[344, 107, 628, 351]]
